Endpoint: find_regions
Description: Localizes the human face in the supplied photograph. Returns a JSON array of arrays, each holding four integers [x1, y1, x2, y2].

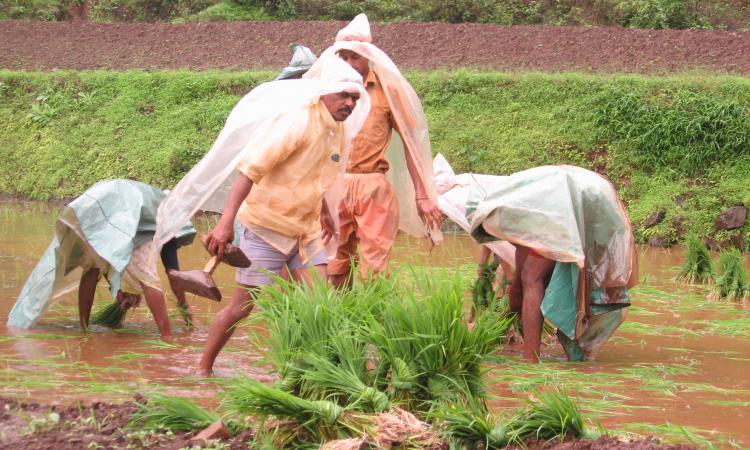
[[338, 50, 369, 78], [321, 91, 360, 122]]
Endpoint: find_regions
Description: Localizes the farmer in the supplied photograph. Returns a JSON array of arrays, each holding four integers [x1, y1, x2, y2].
[[7, 179, 197, 339], [152, 57, 370, 376], [276, 43, 318, 80], [433, 155, 638, 363], [305, 14, 444, 287]]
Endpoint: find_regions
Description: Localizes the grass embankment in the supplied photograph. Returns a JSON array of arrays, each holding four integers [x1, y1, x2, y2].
[[1, 69, 749, 246]]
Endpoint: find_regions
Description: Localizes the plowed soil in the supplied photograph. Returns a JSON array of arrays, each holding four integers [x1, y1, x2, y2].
[[1, 20, 749, 74], [0, 396, 692, 449]]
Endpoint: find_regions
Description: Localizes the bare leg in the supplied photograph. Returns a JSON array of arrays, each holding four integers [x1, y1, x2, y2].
[[519, 252, 555, 363], [291, 264, 328, 284], [508, 248, 528, 314], [78, 268, 100, 330], [141, 283, 172, 339], [197, 285, 256, 376], [331, 272, 352, 289]]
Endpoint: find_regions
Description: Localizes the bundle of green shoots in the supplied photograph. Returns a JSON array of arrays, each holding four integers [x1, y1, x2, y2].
[[228, 268, 512, 447], [709, 249, 750, 302], [90, 300, 126, 328], [431, 387, 592, 449], [676, 234, 715, 284], [472, 260, 500, 311], [128, 394, 219, 432]]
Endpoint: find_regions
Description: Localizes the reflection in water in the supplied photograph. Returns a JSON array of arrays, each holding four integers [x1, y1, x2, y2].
[[1, 202, 749, 445]]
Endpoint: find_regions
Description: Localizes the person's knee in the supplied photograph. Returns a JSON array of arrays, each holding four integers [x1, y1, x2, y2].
[[520, 257, 554, 289]]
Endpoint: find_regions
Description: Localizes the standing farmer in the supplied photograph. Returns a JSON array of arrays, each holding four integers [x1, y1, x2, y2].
[[306, 14, 444, 287], [153, 58, 370, 376]]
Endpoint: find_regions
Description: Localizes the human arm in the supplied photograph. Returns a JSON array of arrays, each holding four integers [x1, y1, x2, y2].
[[320, 197, 335, 245], [206, 173, 253, 260], [402, 137, 444, 231]]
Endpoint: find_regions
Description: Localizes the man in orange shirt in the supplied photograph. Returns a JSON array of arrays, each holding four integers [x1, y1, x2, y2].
[[156, 58, 370, 376], [307, 14, 444, 287]]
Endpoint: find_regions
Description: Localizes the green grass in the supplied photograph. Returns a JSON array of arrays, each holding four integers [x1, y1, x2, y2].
[[2, 70, 750, 246]]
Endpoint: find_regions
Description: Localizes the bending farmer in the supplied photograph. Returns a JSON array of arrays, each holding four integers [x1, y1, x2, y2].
[[434, 156, 638, 363], [7, 179, 197, 339]]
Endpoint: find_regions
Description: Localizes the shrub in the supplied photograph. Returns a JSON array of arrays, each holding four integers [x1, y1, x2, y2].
[[594, 88, 750, 176]]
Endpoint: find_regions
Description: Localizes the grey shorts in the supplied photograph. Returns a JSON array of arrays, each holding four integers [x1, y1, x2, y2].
[[236, 227, 328, 287]]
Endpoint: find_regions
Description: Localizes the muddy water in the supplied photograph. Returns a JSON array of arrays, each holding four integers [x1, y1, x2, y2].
[[1, 202, 749, 446]]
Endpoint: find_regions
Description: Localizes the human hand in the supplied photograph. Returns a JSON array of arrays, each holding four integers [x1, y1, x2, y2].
[[321, 210, 336, 245], [416, 198, 444, 231], [207, 221, 234, 260]]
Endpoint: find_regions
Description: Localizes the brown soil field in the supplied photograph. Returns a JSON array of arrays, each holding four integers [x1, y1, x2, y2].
[[1, 20, 749, 74], [0, 396, 693, 449]]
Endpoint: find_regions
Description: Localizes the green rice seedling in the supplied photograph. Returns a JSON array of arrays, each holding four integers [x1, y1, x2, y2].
[[472, 261, 499, 311], [90, 300, 126, 328], [690, 318, 750, 337], [509, 387, 587, 442], [430, 389, 514, 449], [128, 394, 219, 432], [299, 353, 391, 413], [221, 376, 363, 443], [710, 249, 750, 302], [364, 269, 512, 409], [676, 234, 715, 284], [254, 276, 355, 389]]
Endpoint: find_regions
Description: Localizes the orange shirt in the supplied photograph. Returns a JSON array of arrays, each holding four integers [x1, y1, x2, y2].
[[236, 101, 344, 256], [347, 71, 397, 174]]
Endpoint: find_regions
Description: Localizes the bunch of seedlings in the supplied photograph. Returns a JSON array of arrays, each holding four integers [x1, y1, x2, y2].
[[130, 269, 601, 447], [709, 249, 750, 302], [90, 300, 127, 328], [675, 234, 714, 284], [472, 260, 500, 311], [431, 387, 590, 448]]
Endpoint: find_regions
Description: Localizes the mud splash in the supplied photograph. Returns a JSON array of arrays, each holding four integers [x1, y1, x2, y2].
[[1, 202, 749, 447]]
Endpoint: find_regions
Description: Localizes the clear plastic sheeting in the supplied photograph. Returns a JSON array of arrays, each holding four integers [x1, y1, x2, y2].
[[8, 179, 196, 329], [305, 13, 443, 245], [153, 58, 371, 258]]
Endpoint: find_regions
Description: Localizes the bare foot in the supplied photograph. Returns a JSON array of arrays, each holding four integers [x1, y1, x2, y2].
[[195, 368, 214, 377]]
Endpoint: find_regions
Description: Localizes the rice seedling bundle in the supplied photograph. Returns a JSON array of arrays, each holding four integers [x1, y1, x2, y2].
[[510, 388, 586, 441], [299, 353, 391, 413], [128, 394, 219, 432], [676, 234, 715, 284], [472, 261, 500, 310], [710, 249, 750, 302], [90, 300, 126, 328], [364, 270, 512, 406], [430, 398, 513, 449]]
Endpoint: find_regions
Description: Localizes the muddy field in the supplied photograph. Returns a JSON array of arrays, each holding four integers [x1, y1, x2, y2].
[[2, 203, 749, 448], [1, 20, 750, 74]]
